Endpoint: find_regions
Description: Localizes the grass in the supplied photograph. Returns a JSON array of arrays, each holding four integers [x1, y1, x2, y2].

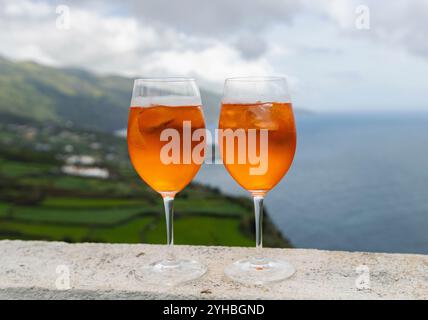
[[145, 216, 254, 246], [6, 205, 156, 225], [51, 176, 118, 191], [0, 159, 52, 177], [0, 202, 11, 217], [88, 217, 155, 243], [0, 191, 287, 247], [0, 201, 254, 246], [0, 215, 253, 246], [0, 190, 257, 246], [42, 197, 151, 208], [49, 176, 152, 197], [0, 217, 155, 243], [174, 198, 247, 216], [0, 221, 88, 242]]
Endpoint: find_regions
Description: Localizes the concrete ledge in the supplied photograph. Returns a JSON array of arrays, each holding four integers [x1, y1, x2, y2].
[[0, 240, 427, 299]]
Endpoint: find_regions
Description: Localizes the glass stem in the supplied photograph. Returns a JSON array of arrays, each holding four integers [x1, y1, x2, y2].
[[253, 195, 264, 257], [163, 195, 175, 261]]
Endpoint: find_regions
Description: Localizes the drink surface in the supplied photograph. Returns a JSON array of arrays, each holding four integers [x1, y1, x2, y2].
[[219, 102, 296, 194], [127, 105, 205, 194]]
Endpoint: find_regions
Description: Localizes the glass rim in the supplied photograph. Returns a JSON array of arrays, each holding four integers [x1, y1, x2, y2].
[[134, 77, 196, 83], [225, 76, 287, 82]]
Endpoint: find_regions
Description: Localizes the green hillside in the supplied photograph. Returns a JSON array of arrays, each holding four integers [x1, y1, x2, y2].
[[0, 56, 220, 132]]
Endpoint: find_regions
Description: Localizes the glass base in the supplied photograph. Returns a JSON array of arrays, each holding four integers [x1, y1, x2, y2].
[[134, 258, 207, 286], [224, 257, 295, 285]]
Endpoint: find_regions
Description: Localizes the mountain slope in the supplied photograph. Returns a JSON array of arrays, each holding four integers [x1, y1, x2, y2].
[[0, 57, 221, 131]]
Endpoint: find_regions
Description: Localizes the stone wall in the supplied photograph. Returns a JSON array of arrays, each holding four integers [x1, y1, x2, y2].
[[0, 240, 426, 299]]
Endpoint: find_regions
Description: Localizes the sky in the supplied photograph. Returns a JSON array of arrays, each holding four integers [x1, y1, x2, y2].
[[0, 0, 428, 111]]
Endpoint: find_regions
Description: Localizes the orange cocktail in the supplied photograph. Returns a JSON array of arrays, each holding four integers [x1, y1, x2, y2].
[[127, 105, 205, 194], [219, 102, 296, 195]]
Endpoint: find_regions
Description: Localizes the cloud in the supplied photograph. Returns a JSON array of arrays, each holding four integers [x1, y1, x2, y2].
[[234, 33, 269, 60], [297, 45, 343, 56], [51, 0, 302, 59], [142, 43, 273, 83], [3, 0, 427, 73], [318, 0, 428, 60], [369, 1, 428, 60], [328, 70, 364, 82], [0, 0, 276, 90], [3, 0, 51, 17], [125, 0, 301, 35]]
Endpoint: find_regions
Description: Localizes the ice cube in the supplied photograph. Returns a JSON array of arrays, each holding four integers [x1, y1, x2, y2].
[[220, 108, 244, 129], [245, 103, 278, 130], [138, 107, 175, 133], [128, 113, 146, 147]]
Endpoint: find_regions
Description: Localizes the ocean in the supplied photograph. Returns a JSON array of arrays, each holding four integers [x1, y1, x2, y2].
[[195, 112, 428, 254]]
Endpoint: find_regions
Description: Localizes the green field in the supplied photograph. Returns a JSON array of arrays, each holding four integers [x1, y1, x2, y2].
[[0, 194, 256, 246]]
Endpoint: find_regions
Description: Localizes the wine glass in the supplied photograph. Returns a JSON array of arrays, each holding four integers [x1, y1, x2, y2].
[[127, 78, 207, 285], [218, 76, 297, 285]]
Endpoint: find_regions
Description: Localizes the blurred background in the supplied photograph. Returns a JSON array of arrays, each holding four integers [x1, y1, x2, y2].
[[0, 0, 427, 253]]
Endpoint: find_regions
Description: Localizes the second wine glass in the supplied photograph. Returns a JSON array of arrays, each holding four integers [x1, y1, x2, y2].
[[218, 76, 297, 285]]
